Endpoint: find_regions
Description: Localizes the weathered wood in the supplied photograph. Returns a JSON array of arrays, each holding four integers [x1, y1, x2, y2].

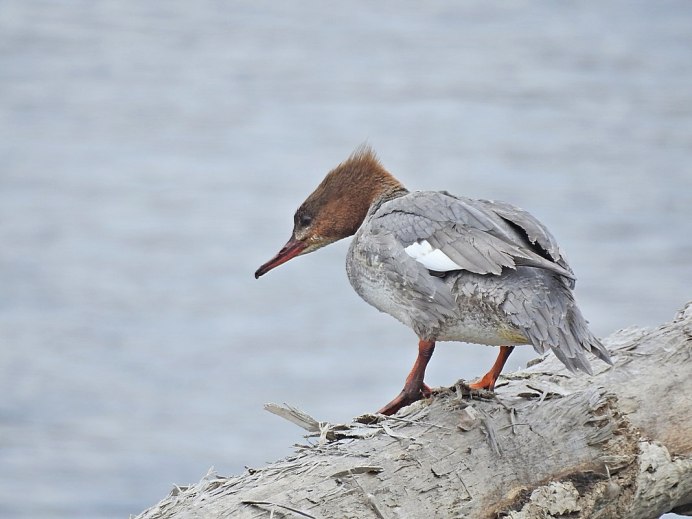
[[135, 303, 692, 519]]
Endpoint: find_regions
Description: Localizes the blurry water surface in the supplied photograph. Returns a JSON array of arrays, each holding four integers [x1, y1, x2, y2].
[[1, 1, 691, 517]]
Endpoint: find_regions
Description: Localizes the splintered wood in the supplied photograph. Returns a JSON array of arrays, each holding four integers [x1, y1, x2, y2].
[[136, 303, 692, 519]]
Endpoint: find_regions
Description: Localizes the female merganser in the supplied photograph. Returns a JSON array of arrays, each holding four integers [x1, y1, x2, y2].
[[255, 147, 611, 415]]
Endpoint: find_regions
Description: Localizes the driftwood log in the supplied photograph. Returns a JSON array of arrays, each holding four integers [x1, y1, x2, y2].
[[135, 303, 692, 519]]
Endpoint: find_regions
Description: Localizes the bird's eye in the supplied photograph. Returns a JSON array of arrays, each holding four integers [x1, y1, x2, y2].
[[296, 213, 312, 228]]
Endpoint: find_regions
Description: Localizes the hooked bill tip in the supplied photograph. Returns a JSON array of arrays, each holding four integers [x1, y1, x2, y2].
[[254, 238, 307, 279]]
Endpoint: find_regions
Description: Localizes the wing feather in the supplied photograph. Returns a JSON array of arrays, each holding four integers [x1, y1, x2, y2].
[[375, 192, 575, 281]]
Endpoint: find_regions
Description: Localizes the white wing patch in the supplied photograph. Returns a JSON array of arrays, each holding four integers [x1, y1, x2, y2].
[[404, 240, 461, 272]]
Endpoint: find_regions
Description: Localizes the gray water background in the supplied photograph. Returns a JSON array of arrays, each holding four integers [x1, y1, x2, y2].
[[1, 1, 691, 517]]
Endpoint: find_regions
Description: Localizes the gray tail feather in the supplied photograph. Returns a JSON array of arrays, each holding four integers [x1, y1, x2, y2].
[[539, 301, 612, 374], [505, 281, 612, 374]]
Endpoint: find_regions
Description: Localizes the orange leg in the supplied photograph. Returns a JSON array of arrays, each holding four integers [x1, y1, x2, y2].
[[377, 339, 435, 415], [469, 345, 515, 391]]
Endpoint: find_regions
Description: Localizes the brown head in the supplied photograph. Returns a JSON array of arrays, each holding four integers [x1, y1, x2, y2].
[[255, 147, 407, 278]]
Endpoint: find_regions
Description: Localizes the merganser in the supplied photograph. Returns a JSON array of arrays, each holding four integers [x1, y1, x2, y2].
[[255, 147, 611, 415]]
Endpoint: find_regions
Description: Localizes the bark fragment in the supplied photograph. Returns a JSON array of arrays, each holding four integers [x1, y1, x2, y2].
[[135, 303, 692, 519]]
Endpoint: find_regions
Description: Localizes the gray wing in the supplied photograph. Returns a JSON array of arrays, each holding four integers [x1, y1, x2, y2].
[[363, 191, 609, 369], [476, 198, 575, 285], [373, 191, 575, 282], [350, 227, 459, 339]]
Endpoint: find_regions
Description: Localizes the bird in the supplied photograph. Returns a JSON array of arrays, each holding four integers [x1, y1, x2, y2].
[[255, 147, 611, 415]]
